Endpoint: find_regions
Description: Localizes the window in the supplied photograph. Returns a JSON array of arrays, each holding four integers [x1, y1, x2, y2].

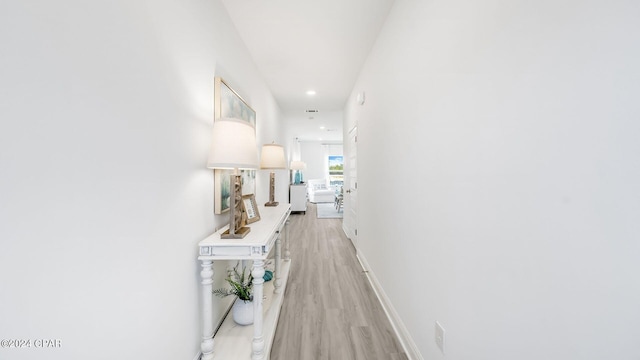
[[328, 155, 344, 189]]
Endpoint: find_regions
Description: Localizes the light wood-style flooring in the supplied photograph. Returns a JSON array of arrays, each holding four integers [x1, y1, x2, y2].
[[270, 203, 408, 360]]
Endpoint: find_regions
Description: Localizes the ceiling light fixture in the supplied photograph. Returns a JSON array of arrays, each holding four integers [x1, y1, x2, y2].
[[306, 90, 316, 96]]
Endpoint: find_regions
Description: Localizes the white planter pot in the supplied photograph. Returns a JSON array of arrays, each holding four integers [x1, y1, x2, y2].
[[232, 298, 254, 325]]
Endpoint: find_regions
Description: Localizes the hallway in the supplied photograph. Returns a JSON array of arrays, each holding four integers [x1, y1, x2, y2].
[[270, 203, 407, 359]]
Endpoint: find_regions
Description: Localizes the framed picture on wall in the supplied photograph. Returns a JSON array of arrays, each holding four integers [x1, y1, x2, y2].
[[214, 77, 256, 126], [213, 77, 257, 214]]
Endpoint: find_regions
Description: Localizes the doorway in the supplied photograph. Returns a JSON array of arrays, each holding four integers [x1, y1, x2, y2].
[[343, 126, 358, 250]]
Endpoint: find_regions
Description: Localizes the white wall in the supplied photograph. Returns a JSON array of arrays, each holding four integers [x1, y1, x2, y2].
[[299, 142, 343, 183], [0, 1, 284, 359], [345, 1, 640, 359]]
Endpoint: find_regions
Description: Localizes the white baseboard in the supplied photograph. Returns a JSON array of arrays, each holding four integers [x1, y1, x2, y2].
[[342, 223, 356, 249], [356, 253, 424, 360]]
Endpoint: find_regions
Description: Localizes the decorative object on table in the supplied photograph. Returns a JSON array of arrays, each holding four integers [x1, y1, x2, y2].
[[231, 297, 254, 326], [207, 118, 259, 239], [213, 77, 257, 214], [290, 160, 306, 184], [214, 169, 256, 214], [263, 259, 274, 281], [263, 270, 273, 282], [213, 263, 254, 325], [260, 143, 286, 207], [241, 194, 261, 224]]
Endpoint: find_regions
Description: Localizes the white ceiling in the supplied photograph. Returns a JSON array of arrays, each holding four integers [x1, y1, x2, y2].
[[221, 0, 395, 142]]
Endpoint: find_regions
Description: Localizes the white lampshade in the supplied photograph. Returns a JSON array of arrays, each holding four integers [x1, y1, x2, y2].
[[290, 161, 306, 170], [207, 118, 259, 169], [260, 143, 286, 169]]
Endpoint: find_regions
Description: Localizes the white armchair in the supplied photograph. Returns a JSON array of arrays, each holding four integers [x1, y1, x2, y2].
[[306, 179, 335, 203]]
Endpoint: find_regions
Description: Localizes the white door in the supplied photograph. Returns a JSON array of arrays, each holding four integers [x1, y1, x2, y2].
[[343, 126, 358, 249]]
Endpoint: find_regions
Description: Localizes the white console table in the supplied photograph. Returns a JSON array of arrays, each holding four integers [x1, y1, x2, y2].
[[198, 204, 291, 360]]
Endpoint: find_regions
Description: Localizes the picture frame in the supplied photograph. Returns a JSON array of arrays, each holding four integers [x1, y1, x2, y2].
[[241, 194, 261, 224], [214, 77, 256, 127], [213, 77, 257, 214]]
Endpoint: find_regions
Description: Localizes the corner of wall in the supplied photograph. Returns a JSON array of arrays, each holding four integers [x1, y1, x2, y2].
[[356, 252, 424, 360]]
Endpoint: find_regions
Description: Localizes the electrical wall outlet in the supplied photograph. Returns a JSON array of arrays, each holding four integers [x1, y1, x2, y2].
[[435, 321, 445, 354]]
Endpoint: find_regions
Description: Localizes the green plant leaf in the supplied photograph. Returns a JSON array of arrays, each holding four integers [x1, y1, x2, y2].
[[212, 262, 254, 301]]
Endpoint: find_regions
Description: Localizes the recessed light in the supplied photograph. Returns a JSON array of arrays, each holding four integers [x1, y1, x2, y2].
[[306, 90, 316, 96], [319, 126, 325, 130]]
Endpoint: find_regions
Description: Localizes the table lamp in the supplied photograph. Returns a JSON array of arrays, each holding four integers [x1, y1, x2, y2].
[[290, 161, 306, 184], [260, 143, 286, 206], [207, 118, 259, 238]]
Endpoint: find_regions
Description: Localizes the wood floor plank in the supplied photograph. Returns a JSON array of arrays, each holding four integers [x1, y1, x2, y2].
[[270, 203, 407, 359]]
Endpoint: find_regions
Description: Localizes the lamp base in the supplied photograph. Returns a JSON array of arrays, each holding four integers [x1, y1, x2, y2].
[[264, 201, 279, 207], [220, 226, 251, 239]]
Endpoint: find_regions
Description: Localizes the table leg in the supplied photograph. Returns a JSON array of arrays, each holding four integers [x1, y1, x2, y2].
[[200, 260, 215, 360], [274, 232, 282, 294], [251, 260, 265, 360], [284, 219, 291, 261]]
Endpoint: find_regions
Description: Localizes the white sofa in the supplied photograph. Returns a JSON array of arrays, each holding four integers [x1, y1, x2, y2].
[[306, 179, 335, 203]]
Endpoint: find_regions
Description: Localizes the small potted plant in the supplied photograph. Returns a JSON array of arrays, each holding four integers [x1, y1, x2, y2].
[[213, 263, 254, 325]]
